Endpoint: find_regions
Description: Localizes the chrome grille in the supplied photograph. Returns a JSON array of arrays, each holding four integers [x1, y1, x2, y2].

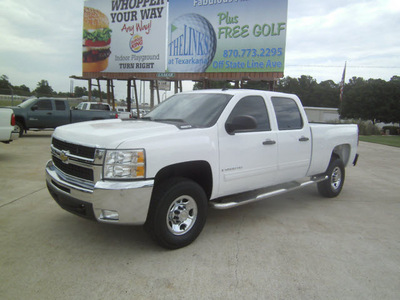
[[52, 156, 94, 181], [51, 138, 103, 184], [52, 137, 96, 159]]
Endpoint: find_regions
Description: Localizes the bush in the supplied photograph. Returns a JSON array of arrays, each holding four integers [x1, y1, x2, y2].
[[357, 121, 381, 136], [338, 119, 381, 136], [382, 126, 400, 135]]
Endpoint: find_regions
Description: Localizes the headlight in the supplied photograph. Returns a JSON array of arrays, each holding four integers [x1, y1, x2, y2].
[[104, 149, 145, 179]]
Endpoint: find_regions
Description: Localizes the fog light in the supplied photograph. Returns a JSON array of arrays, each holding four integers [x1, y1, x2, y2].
[[101, 209, 119, 221]]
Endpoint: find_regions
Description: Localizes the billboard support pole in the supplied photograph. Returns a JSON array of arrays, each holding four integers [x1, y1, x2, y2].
[[133, 79, 140, 119], [97, 79, 102, 102], [155, 80, 160, 105], [127, 80, 132, 112], [88, 79, 92, 101], [150, 80, 155, 108]]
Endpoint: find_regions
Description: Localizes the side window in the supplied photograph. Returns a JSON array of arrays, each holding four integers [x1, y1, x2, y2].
[[227, 96, 270, 132], [82, 103, 88, 110], [55, 100, 66, 111], [271, 97, 303, 130], [76, 103, 83, 110], [36, 100, 52, 110]]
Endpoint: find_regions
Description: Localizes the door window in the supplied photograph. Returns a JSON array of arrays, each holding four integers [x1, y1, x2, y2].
[[271, 97, 303, 130], [55, 100, 66, 110], [36, 100, 52, 110], [227, 96, 270, 132]]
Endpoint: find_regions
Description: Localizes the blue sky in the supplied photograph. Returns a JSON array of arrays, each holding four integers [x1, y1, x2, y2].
[[0, 0, 399, 99]]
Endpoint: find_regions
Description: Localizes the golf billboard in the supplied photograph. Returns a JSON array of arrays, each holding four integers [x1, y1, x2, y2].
[[82, 0, 288, 74]]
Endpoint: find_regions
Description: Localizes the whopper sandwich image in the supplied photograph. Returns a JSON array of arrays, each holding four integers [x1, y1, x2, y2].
[[83, 7, 112, 72]]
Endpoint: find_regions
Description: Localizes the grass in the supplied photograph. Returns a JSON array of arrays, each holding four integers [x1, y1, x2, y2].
[[359, 135, 400, 148]]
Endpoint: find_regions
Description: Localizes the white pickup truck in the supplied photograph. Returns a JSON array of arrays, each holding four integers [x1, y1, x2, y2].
[[0, 108, 19, 143], [46, 89, 359, 249]]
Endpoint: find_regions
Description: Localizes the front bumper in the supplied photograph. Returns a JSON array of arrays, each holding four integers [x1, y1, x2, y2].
[[45, 160, 154, 225]]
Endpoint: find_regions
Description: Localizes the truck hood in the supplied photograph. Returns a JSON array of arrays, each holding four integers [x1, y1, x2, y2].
[[53, 119, 181, 149]]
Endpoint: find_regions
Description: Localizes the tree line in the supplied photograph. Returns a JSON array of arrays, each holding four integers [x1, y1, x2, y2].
[[194, 75, 400, 124], [2, 73, 400, 124], [0, 75, 108, 100]]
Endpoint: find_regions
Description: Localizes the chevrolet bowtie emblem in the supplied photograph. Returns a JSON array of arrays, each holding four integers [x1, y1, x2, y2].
[[60, 150, 70, 164]]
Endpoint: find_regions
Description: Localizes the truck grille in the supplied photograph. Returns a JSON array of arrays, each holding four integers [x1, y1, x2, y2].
[[52, 138, 96, 159], [52, 156, 94, 181], [51, 138, 101, 183]]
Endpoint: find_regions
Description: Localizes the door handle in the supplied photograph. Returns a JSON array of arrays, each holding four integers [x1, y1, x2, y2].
[[263, 139, 276, 145], [299, 136, 309, 142]]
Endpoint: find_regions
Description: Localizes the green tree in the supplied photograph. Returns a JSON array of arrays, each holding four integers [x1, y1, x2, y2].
[[0, 74, 12, 95], [34, 80, 54, 97], [74, 86, 88, 97]]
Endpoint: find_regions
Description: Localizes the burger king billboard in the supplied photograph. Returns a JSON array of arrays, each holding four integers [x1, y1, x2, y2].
[[83, 0, 168, 73], [82, 0, 287, 74]]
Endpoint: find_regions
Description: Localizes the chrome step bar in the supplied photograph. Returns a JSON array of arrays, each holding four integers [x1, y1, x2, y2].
[[210, 175, 328, 210]]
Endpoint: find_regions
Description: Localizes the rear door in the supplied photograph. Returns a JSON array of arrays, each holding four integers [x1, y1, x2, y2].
[[52, 100, 70, 126], [271, 96, 312, 182], [218, 95, 278, 196]]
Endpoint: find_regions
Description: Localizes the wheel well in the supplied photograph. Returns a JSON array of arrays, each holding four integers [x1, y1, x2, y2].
[[332, 144, 351, 166], [154, 161, 213, 200], [15, 116, 26, 129]]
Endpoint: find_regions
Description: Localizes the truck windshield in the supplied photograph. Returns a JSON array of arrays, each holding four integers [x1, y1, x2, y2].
[[18, 98, 40, 108], [144, 93, 232, 128]]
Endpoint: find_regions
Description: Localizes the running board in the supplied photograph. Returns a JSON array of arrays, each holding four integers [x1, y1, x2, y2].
[[209, 175, 328, 210]]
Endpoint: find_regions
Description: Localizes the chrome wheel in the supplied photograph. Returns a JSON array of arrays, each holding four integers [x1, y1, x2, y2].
[[166, 195, 198, 235], [331, 166, 342, 190]]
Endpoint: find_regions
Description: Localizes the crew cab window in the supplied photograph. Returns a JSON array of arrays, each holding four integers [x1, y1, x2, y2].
[[90, 104, 110, 111], [227, 96, 270, 131], [36, 100, 52, 110], [55, 100, 66, 111], [271, 97, 303, 130]]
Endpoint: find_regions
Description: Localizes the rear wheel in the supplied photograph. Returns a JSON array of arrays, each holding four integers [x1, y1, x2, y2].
[[15, 122, 24, 137], [145, 178, 208, 249], [317, 157, 345, 198]]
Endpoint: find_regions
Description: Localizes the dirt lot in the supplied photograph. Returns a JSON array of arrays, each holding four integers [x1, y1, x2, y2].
[[1, 131, 400, 299]]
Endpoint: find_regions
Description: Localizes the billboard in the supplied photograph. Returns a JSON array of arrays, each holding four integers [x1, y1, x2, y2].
[[82, 0, 287, 74], [168, 0, 287, 73], [83, 0, 168, 73]]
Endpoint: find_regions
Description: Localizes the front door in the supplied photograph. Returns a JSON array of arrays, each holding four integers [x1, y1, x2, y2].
[[26, 99, 55, 128]]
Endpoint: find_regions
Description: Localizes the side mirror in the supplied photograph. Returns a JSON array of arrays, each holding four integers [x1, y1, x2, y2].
[[225, 115, 257, 135], [31, 105, 38, 111]]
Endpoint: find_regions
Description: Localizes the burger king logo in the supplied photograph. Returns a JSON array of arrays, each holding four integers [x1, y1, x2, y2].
[[130, 35, 143, 53]]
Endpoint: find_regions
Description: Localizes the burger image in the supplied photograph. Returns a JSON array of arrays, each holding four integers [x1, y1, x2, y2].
[[82, 7, 112, 72]]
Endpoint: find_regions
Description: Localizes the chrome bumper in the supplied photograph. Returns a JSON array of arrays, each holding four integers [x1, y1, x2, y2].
[[45, 160, 154, 225]]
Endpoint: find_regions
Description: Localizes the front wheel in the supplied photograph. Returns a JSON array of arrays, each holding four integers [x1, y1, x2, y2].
[[145, 178, 208, 249], [317, 157, 345, 198]]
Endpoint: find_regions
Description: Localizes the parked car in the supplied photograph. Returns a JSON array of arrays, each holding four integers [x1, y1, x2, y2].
[[75, 102, 111, 111], [131, 108, 149, 118], [0, 108, 19, 143], [115, 106, 132, 119], [10, 98, 118, 136], [46, 89, 359, 249]]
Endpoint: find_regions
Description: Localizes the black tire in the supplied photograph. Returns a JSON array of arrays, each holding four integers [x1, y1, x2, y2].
[[145, 178, 208, 249], [317, 157, 345, 198], [15, 121, 24, 137]]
